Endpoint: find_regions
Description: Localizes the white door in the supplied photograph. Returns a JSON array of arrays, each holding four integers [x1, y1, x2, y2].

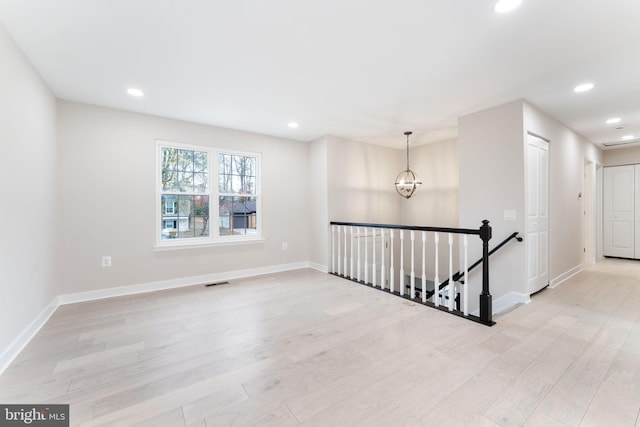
[[526, 134, 549, 295], [603, 165, 635, 258]]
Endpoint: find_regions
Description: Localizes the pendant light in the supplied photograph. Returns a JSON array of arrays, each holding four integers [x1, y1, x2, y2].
[[395, 131, 422, 199]]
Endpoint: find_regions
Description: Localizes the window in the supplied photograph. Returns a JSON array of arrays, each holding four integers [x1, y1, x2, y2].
[[157, 141, 261, 247], [218, 153, 258, 236]]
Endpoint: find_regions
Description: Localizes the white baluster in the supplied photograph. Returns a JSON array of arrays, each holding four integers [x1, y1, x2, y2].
[[331, 225, 335, 274], [434, 232, 439, 306], [399, 230, 405, 296], [357, 227, 361, 282], [344, 225, 348, 277], [364, 227, 369, 284], [390, 229, 395, 293], [410, 230, 416, 299], [380, 228, 386, 290], [350, 226, 355, 279], [337, 226, 341, 276], [448, 233, 454, 311], [463, 235, 469, 316], [422, 231, 427, 303], [372, 228, 377, 287]]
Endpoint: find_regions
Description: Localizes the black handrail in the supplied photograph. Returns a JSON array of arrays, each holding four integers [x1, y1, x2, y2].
[[435, 232, 522, 291], [329, 221, 480, 236]]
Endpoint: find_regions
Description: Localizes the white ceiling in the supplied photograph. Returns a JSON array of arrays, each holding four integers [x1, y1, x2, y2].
[[1, 0, 639, 149]]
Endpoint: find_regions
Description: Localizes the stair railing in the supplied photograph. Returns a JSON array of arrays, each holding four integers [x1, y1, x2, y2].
[[330, 220, 511, 326], [428, 232, 523, 309]]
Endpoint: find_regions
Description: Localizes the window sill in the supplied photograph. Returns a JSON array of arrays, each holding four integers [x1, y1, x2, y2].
[[154, 237, 265, 251]]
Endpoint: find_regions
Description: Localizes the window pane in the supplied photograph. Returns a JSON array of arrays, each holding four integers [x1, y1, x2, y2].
[[218, 154, 257, 195], [219, 196, 257, 236], [176, 196, 194, 238], [161, 195, 208, 240], [177, 150, 194, 172], [161, 195, 178, 239], [161, 147, 178, 171], [194, 173, 207, 192], [194, 195, 210, 237], [177, 171, 194, 192], [194, 151, 208, 173], [161, 147, 208, 193]]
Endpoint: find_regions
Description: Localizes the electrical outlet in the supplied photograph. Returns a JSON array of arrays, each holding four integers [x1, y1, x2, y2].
[[102, 256, 112, 267], [282, 242, 288, 250]]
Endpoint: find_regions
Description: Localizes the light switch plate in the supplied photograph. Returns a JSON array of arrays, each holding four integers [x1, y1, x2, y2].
[[504, 210, 517, 221]]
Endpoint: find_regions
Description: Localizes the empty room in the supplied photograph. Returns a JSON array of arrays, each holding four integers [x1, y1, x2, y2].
[[1, 1, 640, 426]]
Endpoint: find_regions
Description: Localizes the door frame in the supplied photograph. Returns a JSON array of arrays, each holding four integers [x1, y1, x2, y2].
[[525, 131, 550, 295], [583, 158, 597, 265]]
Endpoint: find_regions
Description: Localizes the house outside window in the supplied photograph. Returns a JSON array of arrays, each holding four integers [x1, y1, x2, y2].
[[157, 140, 261, 247]]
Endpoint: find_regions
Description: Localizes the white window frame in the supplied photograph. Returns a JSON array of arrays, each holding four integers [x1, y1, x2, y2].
[[155, 140, 263, 250]]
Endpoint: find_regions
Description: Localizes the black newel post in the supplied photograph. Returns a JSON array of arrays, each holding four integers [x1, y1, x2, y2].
[[479, 220, 494, 325]]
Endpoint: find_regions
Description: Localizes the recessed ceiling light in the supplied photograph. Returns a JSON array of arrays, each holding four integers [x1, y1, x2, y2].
[[494, 0, 522, 14], [574, 83, 594, 93], [288, 122, 299, 129], [606, 117, 621, 124], [127, 88, 144, 97], [622, 135, 636, 141]]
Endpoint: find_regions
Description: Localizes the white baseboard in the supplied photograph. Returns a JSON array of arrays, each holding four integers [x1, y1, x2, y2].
[[308, 262, 328, 273], [549, 264, 583, 289], [57, 261, 312, 305], [0, 298, 58, 376], [1, 261, 314, 375], [492, 291, 530, 314], [470, 291, 530, 317]]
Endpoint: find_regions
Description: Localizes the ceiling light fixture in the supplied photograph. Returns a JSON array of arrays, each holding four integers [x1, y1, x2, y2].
[[573, 83, 594, 93], [606, 117, 621, 124], [288, 122, 299, 129], [622, 135, 636, 141], [395, 131, 422, 199], [494, 0, 522, 14], [127, 88, 144, 97]]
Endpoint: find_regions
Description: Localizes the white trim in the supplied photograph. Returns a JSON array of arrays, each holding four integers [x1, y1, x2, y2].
[[0, 298, 59, 376], [492, 291, 530, 314], [308, 262, 329, 273], [154, 237, 265, 251], [471, 291, 530, 317], [155, 140, 263, 247], [57, 262, 311, 305], [549, 264, 584, 288]]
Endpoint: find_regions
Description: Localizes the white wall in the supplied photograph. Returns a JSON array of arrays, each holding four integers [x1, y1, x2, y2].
[[459, 100, 604, 313], [459, 100, 527, 309], [326, 136, 402, 224], [400, 138, 458, 228], [0, 24, 57, 359], [523, 102, 603, 282], [55, 101, 310, 294], [603, 145, 640, 166], [308, 137, 329, 269]]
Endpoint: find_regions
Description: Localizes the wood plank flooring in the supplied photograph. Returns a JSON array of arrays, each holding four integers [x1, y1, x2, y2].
[[1, 258, 640, 426]]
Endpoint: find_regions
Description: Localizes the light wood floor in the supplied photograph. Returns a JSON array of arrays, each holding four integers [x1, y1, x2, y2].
[[2, 258, 640, 426]]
